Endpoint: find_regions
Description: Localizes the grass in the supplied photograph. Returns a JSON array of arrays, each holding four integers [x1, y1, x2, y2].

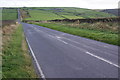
[[25, 10, 64, 20], [30, 22, 118, 46], [2, 25, 37, 78], [2, 9, 18, 20], [2, 9, 17, 13], [2, 13, 17, 20], [23, 7, 116, 20], [58, 22, 119, 34], [0, 9, 2, 20], [61, 15, 83, 19]]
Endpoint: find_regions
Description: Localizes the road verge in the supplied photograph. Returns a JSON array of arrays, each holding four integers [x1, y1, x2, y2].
[[2, 24, 37, 78]]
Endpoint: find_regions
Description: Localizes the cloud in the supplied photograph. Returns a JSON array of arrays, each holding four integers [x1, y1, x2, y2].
[[0, 0, 119, 9]]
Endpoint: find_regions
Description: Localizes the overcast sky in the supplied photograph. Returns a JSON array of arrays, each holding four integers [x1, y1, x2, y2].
[[0, 0, 119, 9]]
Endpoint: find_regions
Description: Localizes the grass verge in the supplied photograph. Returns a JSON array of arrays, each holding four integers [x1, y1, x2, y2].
[[2, 24, 38, 78], [31, 22, 118, 46]]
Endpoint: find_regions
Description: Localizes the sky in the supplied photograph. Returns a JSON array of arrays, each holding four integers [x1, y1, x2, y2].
[[0, 0, 119, 9]]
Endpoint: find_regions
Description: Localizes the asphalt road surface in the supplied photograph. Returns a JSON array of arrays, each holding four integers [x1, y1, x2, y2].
[[22, 22, 119, 78]]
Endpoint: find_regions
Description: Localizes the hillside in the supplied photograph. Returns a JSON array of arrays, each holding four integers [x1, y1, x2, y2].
[[100, 9, 119, 16], [23, 7, 116, 21]]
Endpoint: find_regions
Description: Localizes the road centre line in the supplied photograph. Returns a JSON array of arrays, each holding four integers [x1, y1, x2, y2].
[[86, 52, 120, 68]]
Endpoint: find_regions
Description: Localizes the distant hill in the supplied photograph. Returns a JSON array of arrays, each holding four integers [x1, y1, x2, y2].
[[23, 7, 116, 20], [100, 9, 119, 16]]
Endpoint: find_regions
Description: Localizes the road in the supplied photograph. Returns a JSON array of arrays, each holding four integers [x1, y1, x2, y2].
[[17, 9, 21, 24], [22, 22, 119, 78]]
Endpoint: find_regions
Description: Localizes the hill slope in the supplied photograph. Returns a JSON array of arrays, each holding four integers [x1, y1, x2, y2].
[[100, 9, 119, 16], [23, 7, 116, 20]]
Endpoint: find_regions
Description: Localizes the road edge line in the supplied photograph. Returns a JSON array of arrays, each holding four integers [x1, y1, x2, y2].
[[25, 37, 46, 80]]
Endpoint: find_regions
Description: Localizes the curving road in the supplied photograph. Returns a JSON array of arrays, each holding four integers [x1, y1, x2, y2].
[[22, 22, 119, 78]]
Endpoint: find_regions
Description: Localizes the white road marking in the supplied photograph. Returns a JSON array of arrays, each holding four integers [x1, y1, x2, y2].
[[104, 46, 109, 48], [56, 36, 61, 39], [67, 42, 119, 68], [63, 37, 99, 50], [68, 43, 87, 52], [62, 37, 116, 55], [86, 52, 120, 68], [57, 38, 68, 44], [47, 34, 68, 44], [26, 38, 46, 80], [61, 33, 66, 35]]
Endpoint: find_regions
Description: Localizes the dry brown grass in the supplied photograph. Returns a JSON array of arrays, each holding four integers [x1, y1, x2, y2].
[[20, 9, 30, 19], [58, 22, 119, 33], [2, 24, 19, 46]]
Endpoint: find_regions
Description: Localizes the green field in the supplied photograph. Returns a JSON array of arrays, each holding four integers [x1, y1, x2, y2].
[[25, 10, 64, 20], [23, 7, 116, 20], [30, 22, 118, 46], [2, 8, 18, 20], [61, 15, 83, 19]]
